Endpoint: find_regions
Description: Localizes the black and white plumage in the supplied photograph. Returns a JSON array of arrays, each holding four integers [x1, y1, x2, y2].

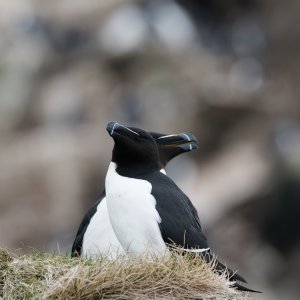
[[71, 129, 198, 258], [105, 121, 260, 293]]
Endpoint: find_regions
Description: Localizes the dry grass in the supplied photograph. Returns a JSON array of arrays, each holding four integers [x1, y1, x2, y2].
[[0, 248, 251, 300]]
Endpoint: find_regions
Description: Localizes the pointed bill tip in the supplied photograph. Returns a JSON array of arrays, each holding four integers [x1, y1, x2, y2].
[[106, 121, 119, 136]]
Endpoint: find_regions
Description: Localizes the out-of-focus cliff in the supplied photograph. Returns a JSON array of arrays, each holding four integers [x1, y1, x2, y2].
[[0, 1, 300, 299]]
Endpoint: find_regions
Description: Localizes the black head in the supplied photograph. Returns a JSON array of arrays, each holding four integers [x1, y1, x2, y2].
[[107, 121, 160, 173], [149, 132, 198, 168]]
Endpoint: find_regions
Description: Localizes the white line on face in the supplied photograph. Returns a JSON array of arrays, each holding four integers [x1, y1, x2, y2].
[[125, 127, 140, 136]]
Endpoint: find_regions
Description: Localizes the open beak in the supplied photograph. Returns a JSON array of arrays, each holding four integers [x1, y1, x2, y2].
[[106, 121, 139, 137], [155, 132, 198, 152]]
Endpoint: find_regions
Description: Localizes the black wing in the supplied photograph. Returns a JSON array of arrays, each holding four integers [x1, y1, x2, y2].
[[142, 172, 248, 284], [71, 190, 105, 257], [142, 171, 208, 249]]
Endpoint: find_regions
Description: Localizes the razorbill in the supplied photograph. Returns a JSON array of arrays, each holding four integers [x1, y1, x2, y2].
[[105, 121, 260, 293], [71, 129, 198, 258]]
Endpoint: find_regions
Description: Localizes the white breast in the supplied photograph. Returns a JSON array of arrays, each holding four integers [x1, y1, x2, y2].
[[82, 198, 124, 259], [105, 162, 167, 258]]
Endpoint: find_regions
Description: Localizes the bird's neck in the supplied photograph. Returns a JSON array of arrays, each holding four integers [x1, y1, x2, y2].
[[115, 162, 160, 178]]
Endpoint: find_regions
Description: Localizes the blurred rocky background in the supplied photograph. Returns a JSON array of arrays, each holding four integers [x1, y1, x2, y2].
[[0, 0, 299, 299]]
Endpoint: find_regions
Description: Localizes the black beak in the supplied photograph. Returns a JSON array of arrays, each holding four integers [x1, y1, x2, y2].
[[106, 121, 119, 136], [155, 132, 198, 152], [106, 121, 139, 137]]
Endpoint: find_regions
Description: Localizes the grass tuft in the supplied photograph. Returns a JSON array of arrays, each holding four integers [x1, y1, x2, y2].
[[0, 248, 251, 299]]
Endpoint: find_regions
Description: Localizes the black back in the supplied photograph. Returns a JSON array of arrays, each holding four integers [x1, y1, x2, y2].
[[116, 168, 209, 249]]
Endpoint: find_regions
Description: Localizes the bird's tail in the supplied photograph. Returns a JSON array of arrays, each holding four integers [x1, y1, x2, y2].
[[201, 250, 247, 282], [232, 282, 262, 293], [201, 250, 261, 293]]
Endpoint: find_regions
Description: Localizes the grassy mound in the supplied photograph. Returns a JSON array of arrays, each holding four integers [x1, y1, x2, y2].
[[0, 248, 250, 299]]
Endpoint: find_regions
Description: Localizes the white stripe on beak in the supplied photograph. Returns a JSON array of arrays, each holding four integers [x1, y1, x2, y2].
[[181, 133, 192, 150]]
